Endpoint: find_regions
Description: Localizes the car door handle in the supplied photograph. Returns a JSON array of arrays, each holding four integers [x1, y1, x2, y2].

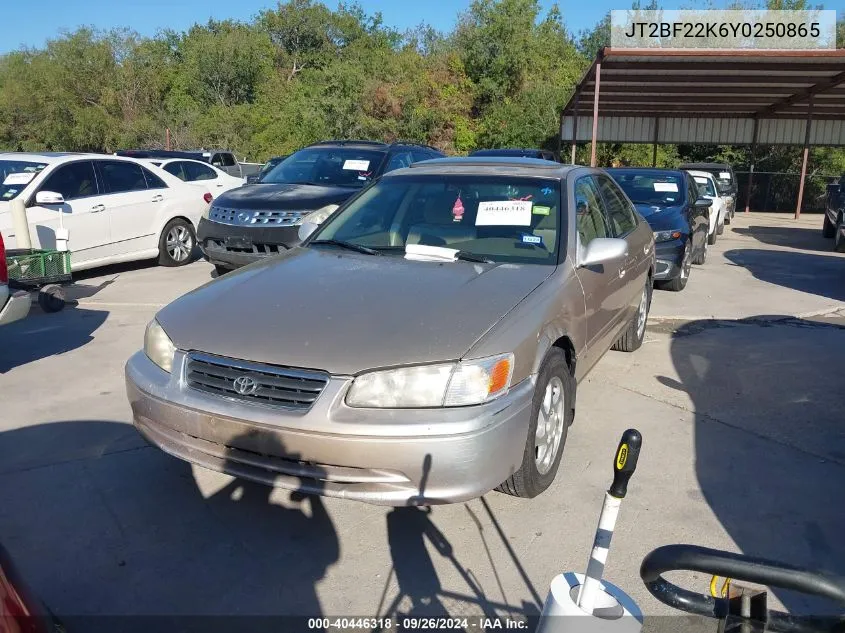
[[152, 194, 164, 202], [90, 204, 106, 213]]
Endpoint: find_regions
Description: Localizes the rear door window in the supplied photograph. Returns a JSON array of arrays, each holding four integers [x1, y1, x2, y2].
[[216, 153, 236, 167], [143, 167, 168, 190], [163, 162, 188, 181], [185, 162, 218, 181], [98, 161, 148, 193], [38, 161, 98, 201]]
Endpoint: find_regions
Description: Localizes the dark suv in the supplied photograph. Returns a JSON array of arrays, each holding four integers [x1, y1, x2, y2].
[[198, 140, 444, 273]]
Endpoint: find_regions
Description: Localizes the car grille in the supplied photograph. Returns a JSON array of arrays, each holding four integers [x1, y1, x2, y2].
[[209, 207, 306, 226], [185, 353, 329, 411]]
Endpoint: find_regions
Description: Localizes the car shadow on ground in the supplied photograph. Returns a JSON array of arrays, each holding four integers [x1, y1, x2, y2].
[[731, 223, 832, 253], [657, 316, 845, 616], [0, 306, 108, 373], [724, 248, 845, 303], [0, 420, 339, 630]]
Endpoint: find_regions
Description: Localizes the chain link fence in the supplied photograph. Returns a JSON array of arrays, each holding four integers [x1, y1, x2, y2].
[[734, 171, 839, 213]]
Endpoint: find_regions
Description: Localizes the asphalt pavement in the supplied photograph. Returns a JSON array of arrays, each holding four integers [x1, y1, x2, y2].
[[1, 211, 843, 629]]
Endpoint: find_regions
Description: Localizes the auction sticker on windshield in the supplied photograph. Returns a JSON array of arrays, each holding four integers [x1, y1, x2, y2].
[[3, 172, 35, 186], [719, 172, 731, 179], [343, 160, 370, 171], [654, 182, 679, 192], [476, 200, 532, 226]]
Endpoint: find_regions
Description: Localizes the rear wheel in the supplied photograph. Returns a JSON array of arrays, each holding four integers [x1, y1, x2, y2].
[[823, 213, 836, 238], [835, 214, 845, 253], [693, 234, 708, 265], [37, 284, 65, 313], [497, 348, 573, 499], [707, 227, 717, 245], [612, 281, 651, 352], [158, 218, 196, 267]]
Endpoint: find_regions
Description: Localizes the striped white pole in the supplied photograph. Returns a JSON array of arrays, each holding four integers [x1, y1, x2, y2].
[[577, 492, 622, 613]]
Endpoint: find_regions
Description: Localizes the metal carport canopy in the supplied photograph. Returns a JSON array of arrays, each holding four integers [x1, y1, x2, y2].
[[559, 47, 845, 218]]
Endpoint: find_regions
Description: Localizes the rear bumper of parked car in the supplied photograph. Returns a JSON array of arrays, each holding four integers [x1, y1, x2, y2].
[[197, 218, 300, 270], [653, 240, 685, 280], [125, 351, 534, 506], [0, 289, 30, 326]]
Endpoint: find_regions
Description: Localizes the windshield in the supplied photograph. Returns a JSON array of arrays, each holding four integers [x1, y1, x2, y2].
[[608, 172, 685, 206], [311, 175, 562, 265], [0, 160, 48, 200], [262, 148, 386, 188], [693, 176, 716, 197]]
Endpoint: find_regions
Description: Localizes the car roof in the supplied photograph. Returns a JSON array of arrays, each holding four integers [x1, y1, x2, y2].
[[606, 167, 686, 178], [679, 163, 732, 170], [687, 170, 717, 180], [390, 156, 577, 177], [0, 152, 148, 165], [471, 148, 550, 156]]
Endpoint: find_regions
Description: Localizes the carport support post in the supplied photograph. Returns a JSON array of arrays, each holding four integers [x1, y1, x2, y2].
[[795, 98, 813, 220], [590, 60, 601, 167], [571, 91, 580, 165], [651, 118, 660, 167], [745, 117, 759, 214]]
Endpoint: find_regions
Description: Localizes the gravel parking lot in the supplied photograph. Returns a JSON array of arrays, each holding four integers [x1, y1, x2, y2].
[[1, 212, 844, 627]]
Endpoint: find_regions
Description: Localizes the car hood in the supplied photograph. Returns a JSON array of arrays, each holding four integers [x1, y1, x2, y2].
[[157, 249, 554, 375], [213, 183, 356, 210], [634, 204, 687, 231]]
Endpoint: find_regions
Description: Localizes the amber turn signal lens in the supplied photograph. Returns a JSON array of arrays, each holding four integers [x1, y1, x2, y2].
[[488, 358, 512, 394]]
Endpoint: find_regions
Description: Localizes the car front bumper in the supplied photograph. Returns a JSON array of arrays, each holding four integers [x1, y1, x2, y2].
[[125, 351, 534, 506], [197, 218, 301, 270], [0, 289, 30, 326], [653, 240, 685, 280]]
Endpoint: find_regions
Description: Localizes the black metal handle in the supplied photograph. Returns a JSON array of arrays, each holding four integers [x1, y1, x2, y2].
[[608, 428, 642, 499], [640, 545, 845, 631]]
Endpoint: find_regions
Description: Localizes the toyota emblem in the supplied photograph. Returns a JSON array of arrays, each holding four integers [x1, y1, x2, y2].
[[233, 375, 258, 395]]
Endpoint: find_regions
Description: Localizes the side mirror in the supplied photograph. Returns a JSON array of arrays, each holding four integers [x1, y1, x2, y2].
[[695, 198, 712, 209], [35, 191, 65, 205], [297, 221, 320, 242], [579, 238, 628, 268]]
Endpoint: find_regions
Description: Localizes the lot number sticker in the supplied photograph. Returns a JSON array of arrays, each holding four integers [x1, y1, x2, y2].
[[343, 159, 370, 171], [653, 182, 679, 192], [3, 172, 35, 186], [476, 200, 532, 226], [719, 172, 731, 179]]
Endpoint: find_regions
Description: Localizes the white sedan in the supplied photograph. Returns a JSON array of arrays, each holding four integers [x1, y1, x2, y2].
[[687, 170, 727, 245], [0, 153, 211, 271], [145, 158, 245, 197]]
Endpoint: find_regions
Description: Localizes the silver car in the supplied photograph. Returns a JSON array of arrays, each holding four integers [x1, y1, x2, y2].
[[125, 158, 655, 505]]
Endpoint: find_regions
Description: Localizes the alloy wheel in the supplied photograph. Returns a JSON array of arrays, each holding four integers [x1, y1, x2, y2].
[[166, 225, 193, 262], [535, 376, 565, 475]]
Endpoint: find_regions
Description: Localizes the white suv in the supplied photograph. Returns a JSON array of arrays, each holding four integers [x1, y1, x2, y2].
[[0, 153, 210, 271]]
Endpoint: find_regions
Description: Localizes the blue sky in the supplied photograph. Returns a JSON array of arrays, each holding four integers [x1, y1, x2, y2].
[[3, 0, 621, 53]]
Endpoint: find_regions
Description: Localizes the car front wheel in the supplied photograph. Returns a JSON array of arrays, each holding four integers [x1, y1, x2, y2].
[[612, 280, 651, 352], [158, 218, 196, 267], [497, 348, 574, 499]]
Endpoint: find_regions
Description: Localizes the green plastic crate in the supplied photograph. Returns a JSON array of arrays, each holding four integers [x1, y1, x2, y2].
[[6, 249, 72, 286]]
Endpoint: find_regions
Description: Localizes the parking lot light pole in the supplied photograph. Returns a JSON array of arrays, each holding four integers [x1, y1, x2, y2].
[[745, 116, 759, 214], [795, 98, 813, 220], [590, 57, 602, 168]]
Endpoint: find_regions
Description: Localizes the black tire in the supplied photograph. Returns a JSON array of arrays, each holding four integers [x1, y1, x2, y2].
[[707, 228, 717, 245], [823, 213, 836, 238], [158, 218, 196, 267], [835, 215, 845, 253], [612, 281, 651, 353], [716, 218, 725, 235], [497, 348, 574, 499], [724, 213, 731, 226], [37, 285, 65, 313], [692, 235, 707, 265], [655, 241, 691, 292]]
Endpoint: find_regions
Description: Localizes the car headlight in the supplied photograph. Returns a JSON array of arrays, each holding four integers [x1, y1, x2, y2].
[[654, 230, 683, 243], [296, 204, 339, 226], [144, 319, 176, 373], [346, 353, 514, 408]]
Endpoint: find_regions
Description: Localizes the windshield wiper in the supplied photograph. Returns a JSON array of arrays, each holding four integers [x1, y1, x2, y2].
[[309, 239, 381, 256], [455, 251, 495, 264]]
